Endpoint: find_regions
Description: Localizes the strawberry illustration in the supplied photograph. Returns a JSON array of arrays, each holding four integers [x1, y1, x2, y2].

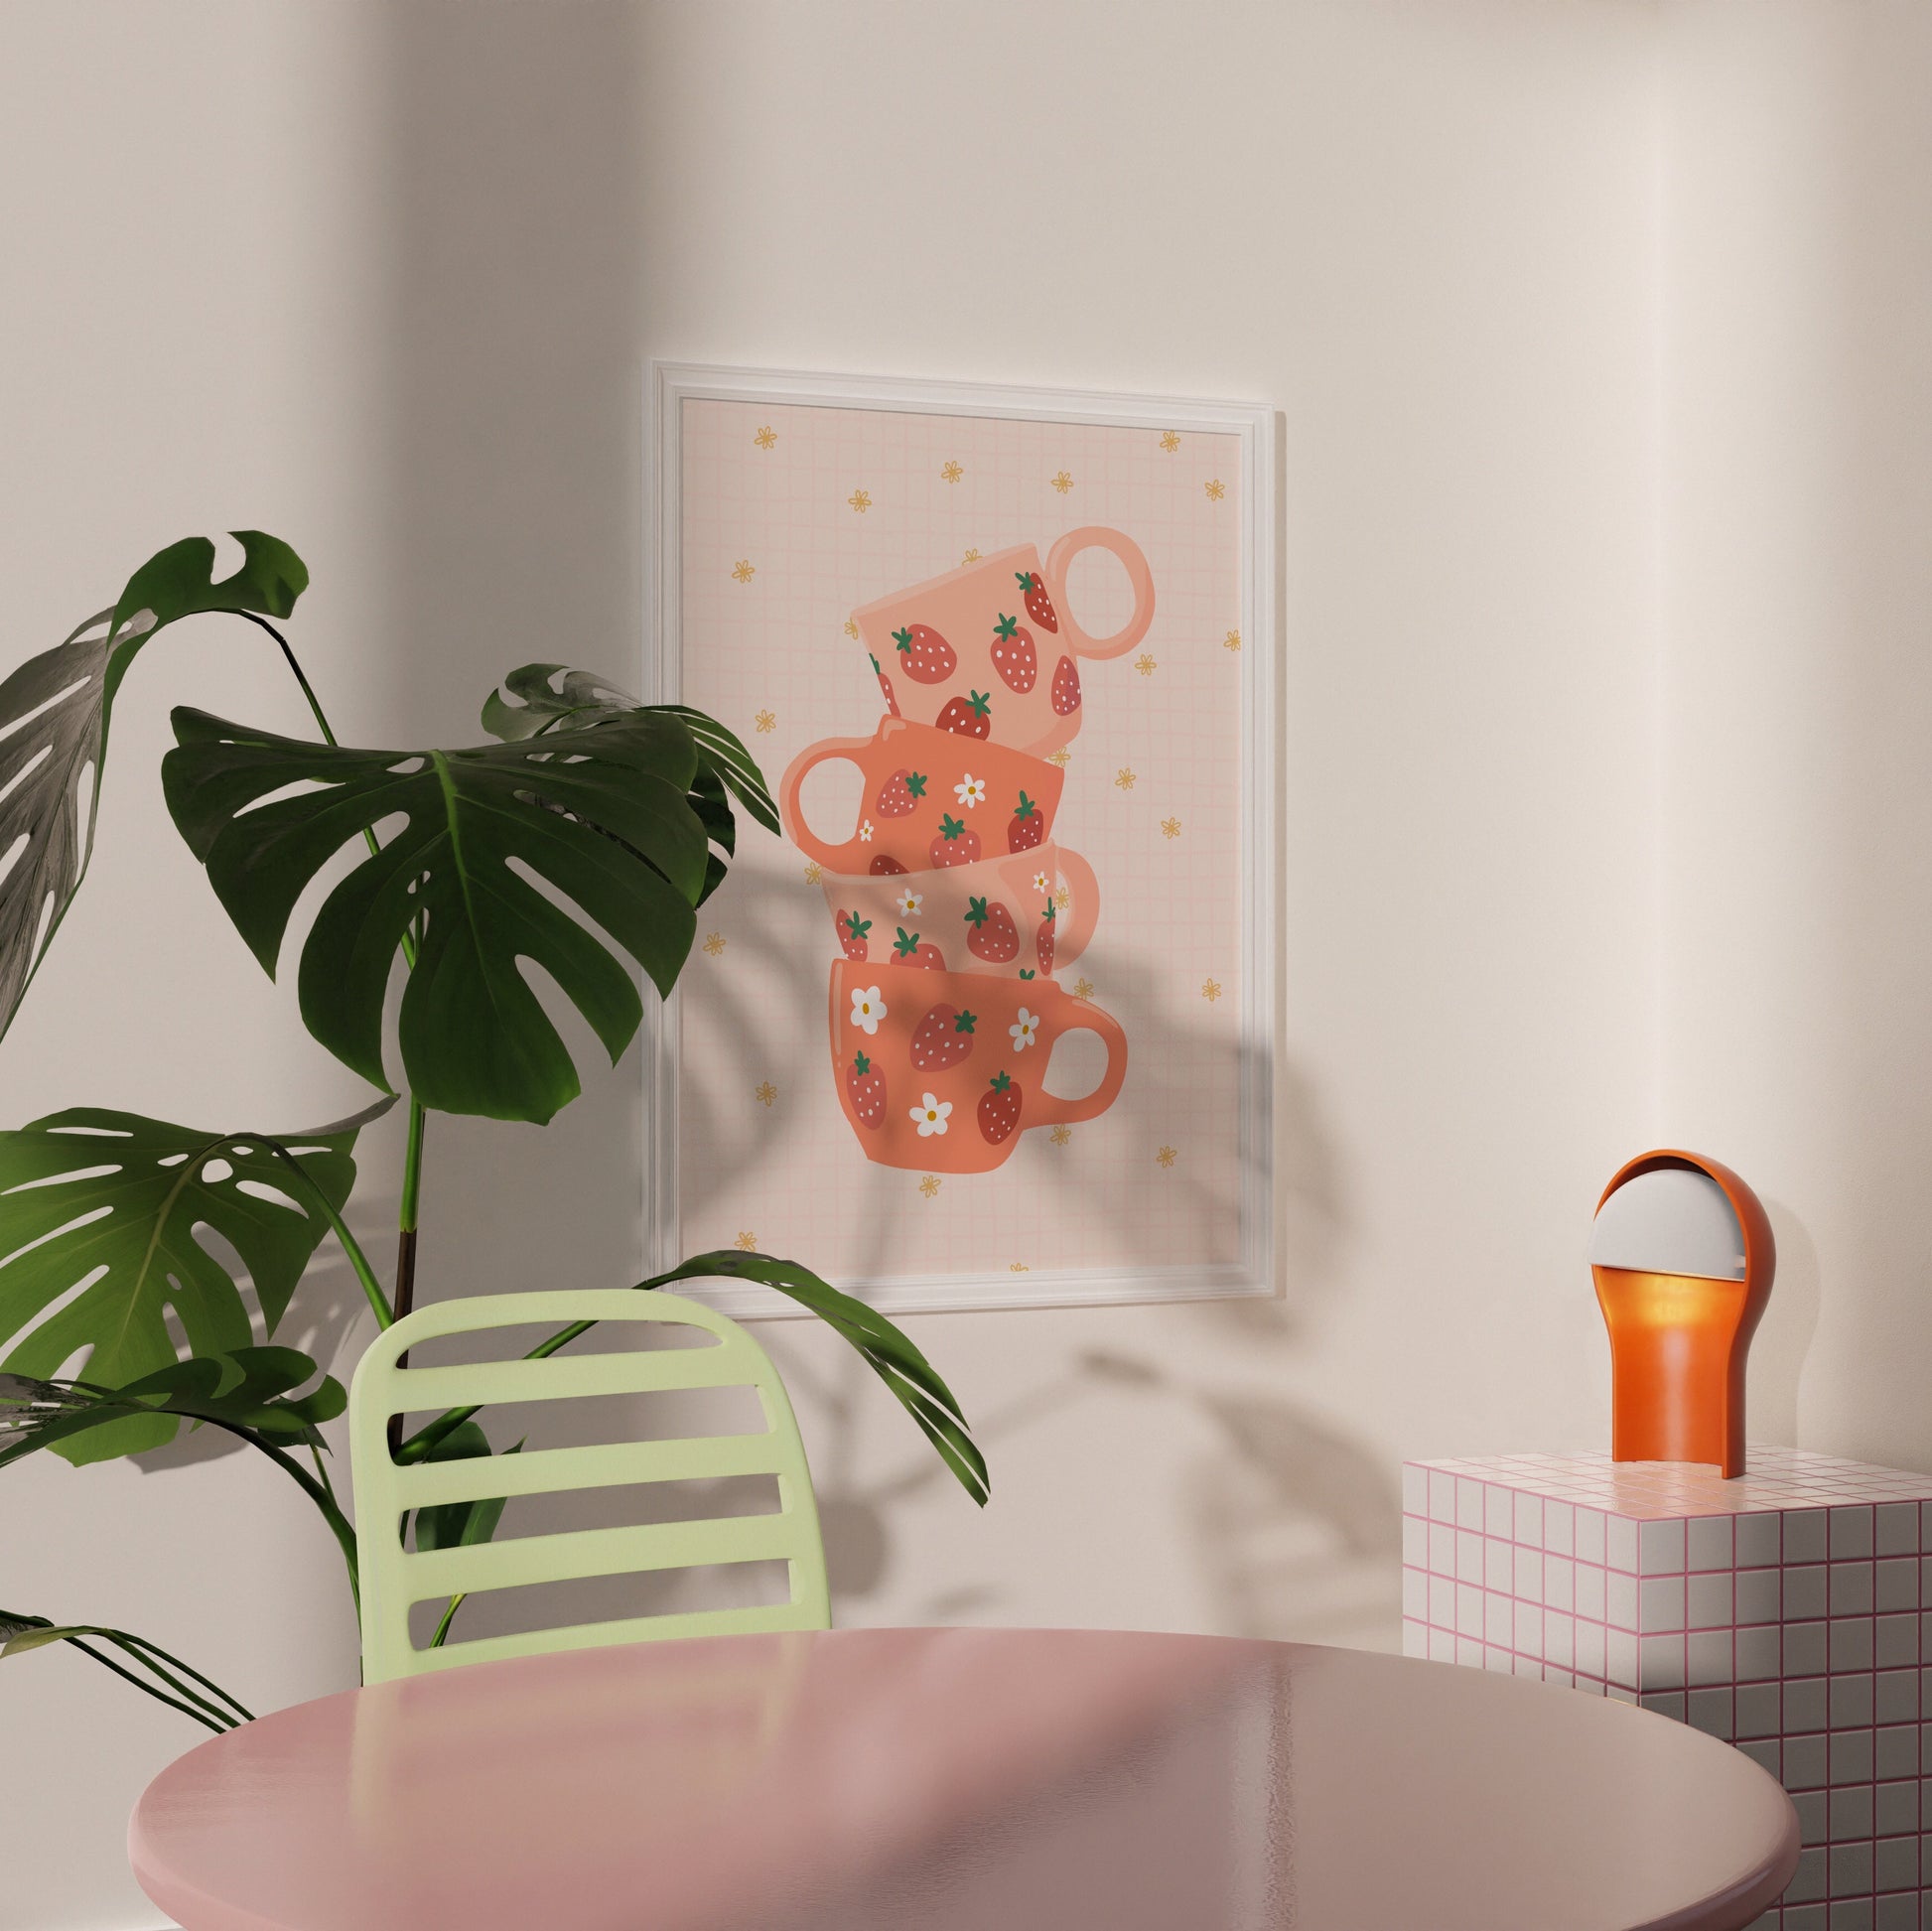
[[929, 814, 982, 867], [847, 1050, 887, 1129], [909, 1003, 977, 1072], [836, 909, 872, 961], [1035, 898, 1057, 974], [964, 896, 1020, 963], [1007, 790, 1044, 853], [1017, 569, 1058, 634], [1050, 655, 1081, 717], [990, 614, 1037, 693], [869, 854, 908, 876], [978, 1069, 1022, 1143], [892, 926, 946, 970], [870, 652, 900, 718], [933, 690, 992, 739], [893, 623, 956, 683], [876, 767, 927, 817]]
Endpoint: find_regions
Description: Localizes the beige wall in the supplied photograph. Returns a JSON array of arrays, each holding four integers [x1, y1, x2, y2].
[[1658, 0, 1932, 1461], [3, 3, 1912, 1927]]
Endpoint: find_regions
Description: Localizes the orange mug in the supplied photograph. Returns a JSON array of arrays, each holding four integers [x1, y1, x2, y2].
[[853, 531, 1157, 758], [829, 960, 1128, 1172], [781, 718, 1064, 877], [825, 842, 1097, 979]]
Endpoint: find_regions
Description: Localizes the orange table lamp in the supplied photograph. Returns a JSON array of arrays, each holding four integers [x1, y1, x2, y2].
[[1588, 1151, 1775, 1480]]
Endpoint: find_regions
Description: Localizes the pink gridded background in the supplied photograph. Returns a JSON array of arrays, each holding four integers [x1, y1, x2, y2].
[[670, 396, 1247, 1287]]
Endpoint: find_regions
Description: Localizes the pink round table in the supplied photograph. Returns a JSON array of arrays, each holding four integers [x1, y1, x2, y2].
[[131, 1627, 1797, 1931]]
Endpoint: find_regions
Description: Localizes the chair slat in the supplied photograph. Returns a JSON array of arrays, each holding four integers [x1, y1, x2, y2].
[[399, 1598, 827, 1676], [401, 1511, 809, 1600], [387, 1432, 794, 1508], [376, 1341, 766, 1415]]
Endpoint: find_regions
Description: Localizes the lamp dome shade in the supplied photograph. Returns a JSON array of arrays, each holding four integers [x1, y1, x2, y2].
[[1588, 1167, 1745, 1282]]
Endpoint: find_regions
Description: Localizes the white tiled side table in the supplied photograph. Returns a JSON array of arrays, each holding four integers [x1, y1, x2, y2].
[[1402, 1448, 1932, 1931]]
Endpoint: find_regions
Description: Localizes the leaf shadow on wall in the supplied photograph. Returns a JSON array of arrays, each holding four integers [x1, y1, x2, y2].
[[674, 879, 1346, 1329], [679, 882, 1375, 1637], [780, 1342, 1400, 1647], [127, 1214, 393, 1473]]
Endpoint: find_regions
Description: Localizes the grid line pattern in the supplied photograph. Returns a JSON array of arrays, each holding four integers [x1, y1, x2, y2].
[[673, 396, 1247, 1280], [1402, 1451, 1932, 1931]]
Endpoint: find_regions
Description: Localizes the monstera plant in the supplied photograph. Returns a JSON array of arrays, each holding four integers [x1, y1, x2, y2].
[[0, 534, 985, 1730]]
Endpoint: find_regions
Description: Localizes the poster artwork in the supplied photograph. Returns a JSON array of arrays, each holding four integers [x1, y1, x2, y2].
[[663, 378, 1264, 1305]]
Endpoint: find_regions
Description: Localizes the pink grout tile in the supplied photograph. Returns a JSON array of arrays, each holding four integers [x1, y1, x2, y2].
[[1401, 1449, 1932, 1917]]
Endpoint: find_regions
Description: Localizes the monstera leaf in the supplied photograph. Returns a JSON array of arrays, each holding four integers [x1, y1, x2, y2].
[[647, 1250, 991, 1507], [0, 533, 306, 1045], [163, 706, 730, 1124], [483, 664, 778, 902], [0, 1347, 345, 1469], [0, 1101, 384, 1462]]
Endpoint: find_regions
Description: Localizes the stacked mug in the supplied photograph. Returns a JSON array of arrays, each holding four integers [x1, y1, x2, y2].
[[781, 529, 1155, 1172]]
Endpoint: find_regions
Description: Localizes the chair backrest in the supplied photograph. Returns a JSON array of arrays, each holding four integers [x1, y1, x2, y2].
[[348, 1290, 829, 1684]]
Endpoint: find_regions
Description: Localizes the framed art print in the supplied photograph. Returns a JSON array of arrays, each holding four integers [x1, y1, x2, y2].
[[643, 363, 1276, 1313]]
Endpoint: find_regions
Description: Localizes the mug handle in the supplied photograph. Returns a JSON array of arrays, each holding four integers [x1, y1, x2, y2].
[[779, 736, 873, 870], [1033, 998, 1128, 1129], [1041, 527, 1156, 662], [1051, 848, 1100, 969]]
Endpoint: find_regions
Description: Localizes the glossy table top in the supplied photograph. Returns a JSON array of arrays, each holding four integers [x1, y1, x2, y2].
[[131, 1626, 1797, 1931]]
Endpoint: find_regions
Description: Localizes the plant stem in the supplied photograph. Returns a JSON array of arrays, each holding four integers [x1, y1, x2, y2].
[[267, 1145, 393, 1330], [239, 612, 340, 749], [395, 1099, 426, 1325], [385, 1098, 428, 1456], [428, 1593, 466, 1648], [194, 1420, 361, 1615], [238, 611, 418, 971]]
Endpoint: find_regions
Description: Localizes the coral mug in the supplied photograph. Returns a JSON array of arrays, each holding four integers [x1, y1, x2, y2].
[[781, 717, 1063, 877], [854, 530, 1156, 758], [824, 842, 1098, 979], [829, 960, 1128, 1172]]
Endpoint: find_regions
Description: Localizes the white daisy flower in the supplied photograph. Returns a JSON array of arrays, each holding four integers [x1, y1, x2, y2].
[[1009, 1007, 1039, 1051], [954, 774, 987, 808], [858, 818, 875, 843], [1032, 871, 1050, 895], [849, 986, 887, 1034], [895, 889, 923, 917], [909, 1093, 952, 1136]]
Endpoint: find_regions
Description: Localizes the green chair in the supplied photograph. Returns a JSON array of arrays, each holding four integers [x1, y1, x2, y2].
[[348, 1289, 830, 1684]]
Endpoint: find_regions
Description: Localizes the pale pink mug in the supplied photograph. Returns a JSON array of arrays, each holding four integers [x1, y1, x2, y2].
[[853, 530, 1156, 758], [823, 842, 1097, 981]]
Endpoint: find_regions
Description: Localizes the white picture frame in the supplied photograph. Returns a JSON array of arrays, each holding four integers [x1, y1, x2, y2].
[[643, 361, 1278, 1316]]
